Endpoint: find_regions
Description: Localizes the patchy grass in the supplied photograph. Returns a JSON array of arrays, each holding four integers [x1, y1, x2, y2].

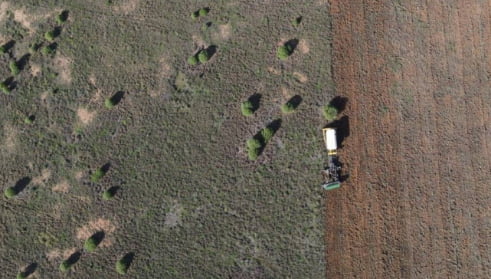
[[0, 1, 332, 278]]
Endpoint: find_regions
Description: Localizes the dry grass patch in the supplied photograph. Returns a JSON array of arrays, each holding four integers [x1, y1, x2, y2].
[[3, 124, 17, 153], [113, 0, 140, 14], [52, 180, 70, 193], [293, 72, 308, 83], [53, 55, 72, 84], [32, 169, 51, 186], [76, 218, 117, 247], [298, 39, 310, 54], [77, 107, 96, 125], [30, 63, 41, 77]]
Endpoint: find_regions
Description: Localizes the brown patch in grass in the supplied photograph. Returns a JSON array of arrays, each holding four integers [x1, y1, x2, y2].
[[0, 2, 10, 22], [293, 72, 308, 83], [46, 247, 77, 262], [88, 74, 97, 86], [159, 57, 172, 78], [32, 169, 51, 185], [30, 63, 41, 77], [13, 8, 36, 34], [267, 67, 281, 75], [298, 39, 310, 54], [76, 218, 117, 247], [113, 0, 139, 14], [77, 107, 96, 125], [3, 124, 17, 153], [52, 180, 70, 193], [192, 34, 206, 48], [53, 55, 72, 84], [74, 171, 84, 181], [219, 24, 232, 39]]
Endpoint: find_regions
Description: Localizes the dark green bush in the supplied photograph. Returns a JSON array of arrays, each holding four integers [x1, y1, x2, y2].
[[105, 98, 115, 109], [187, 55, 198, 65], [84, 236, 98, 252], [277, 45, 292, 60], [246, 138, 261, 161], [45, 31, 55, 41], [59, 260, 71, 272], [0, 82, 10, 94], [191, 11, 199, 19], [9, 61, 19, 75], [91, 168, 105, 182], [241, 101, 254, 116], [41, 45, 54, 55], [281, 102, 295, 113], [323, 105, 338, 121], [4, 187, 16, 198], [102, 189, 115, 200], [198, 50, 210, 63], [261, 128, 274, 143], [199, 8, 209, 16]]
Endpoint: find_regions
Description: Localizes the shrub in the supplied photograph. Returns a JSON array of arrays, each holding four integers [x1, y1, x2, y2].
[[323, 105, 338, 121], [9, 61, 19, 75], [91, 168, 105, 182], [199, 8, 209, 16], [246, 138, 261, 161], [281, 102, 295, 113], [0, 45, 5, 54], [277, 45, 292, 60], [105, 98, 115, 109], [116, 258, 130, 275], [0, 82, 10, 94], [102, 189, 115, 200], [45, 31, 55, 41], [191, 11, 199, 20], [56, 11, 68, 24], [16, 272, 26, 279], [84, 236, 98, 252], [187, 55, 198, 65], [4, 187, 16, 198], [261, 128, 274, 143], [241, 101, 254, 116], [41, 45, 54, 55], [24, 116, 34, 124], [197, 50, 209, 63], [59, 260, 71, 272]]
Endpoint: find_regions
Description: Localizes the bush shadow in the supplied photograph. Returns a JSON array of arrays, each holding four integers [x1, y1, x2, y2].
[[325, 116, 350, 148], [285, 39, 299, 53], [60, 10, 69, 22], [13, 177, 31, 194], [287, 95, 302, 109], [247, 93, 261, 112], [2, 40, 15, 53], [121, 252, 135, 268], [91, 231, 105, 247], [23, 262, 38, 277], [107, 186, 120, 196], [254, 119, 282, 156], [110, 91, 124, 106], [4, 76, 17, 90], [329, 96, 348, 113], [66, 251, 81, 265], [206, 45, 217, 59], [17, 53, 31, 71]]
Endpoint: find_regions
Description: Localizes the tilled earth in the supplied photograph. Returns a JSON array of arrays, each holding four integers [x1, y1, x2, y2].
[[326, 1, 490, 278]]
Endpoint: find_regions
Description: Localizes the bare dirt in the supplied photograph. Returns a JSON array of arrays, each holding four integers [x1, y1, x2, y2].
[[326, 1, 491, 278]]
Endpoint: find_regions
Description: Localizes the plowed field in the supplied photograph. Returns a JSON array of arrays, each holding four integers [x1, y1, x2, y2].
[[326, 1, 491, 278]]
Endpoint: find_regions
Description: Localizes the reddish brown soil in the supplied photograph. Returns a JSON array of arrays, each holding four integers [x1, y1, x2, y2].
[[326, 1, 491, 278]]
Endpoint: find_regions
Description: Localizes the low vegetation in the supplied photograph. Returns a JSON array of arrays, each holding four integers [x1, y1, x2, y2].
[[105, 98, 115, 109], [323, 104, 338, 121], [277, 44, 293, 60], [16, 272, 26, 279], [261, 127, 274, 143], [241, 100, 254, 116], [246, 138, 261, 160], [187, 55, 198, 65], [84, 236, 98, 252], [281, 102, 295, 113], [197, 49, 210, 63], [59, 260, 72, 272], [90, 167, 107, 182], [9, 61, 19, 75], [45, 31, 55, 41], [0, 81, 10, 94], [4, 187, 16, 198]]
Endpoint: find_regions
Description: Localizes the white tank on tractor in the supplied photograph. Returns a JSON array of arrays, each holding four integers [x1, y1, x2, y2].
[[321, 128, 342, 190]]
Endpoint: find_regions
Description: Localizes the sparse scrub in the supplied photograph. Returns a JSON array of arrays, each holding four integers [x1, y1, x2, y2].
[[9, 61, 19, 75], [0, 82, 10, 94], [59, 260, 72, 272], [198, 50, 210, 63], [84, 236, 98, 252], [41, 45, 54, 55], [91, 168, 106, 182], [187, 55, 198, 65], [199, 8, 209, 16], [56, 11, 68, 24], [323, 105, 338, 121], [281, 102, 295, 113], [45, 31, 55, 41], [4, 187, 16, 198], [277, 45, 293, 60], [261, 128, 274, 143], [246, 138, 261, 161], [105, 98, 115, 109], [241, 101, 254, 116]]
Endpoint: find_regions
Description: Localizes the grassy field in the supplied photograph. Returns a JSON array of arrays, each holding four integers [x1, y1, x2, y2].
[[0, 1, 333, 278]]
